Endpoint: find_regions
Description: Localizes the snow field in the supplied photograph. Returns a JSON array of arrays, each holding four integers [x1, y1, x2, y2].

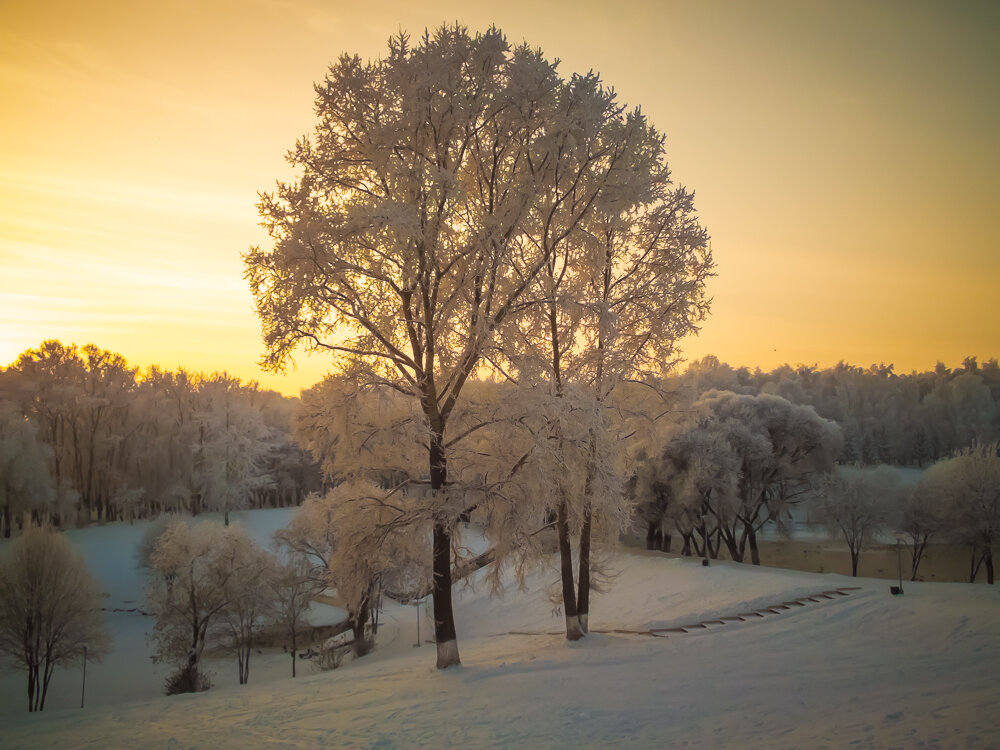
[[2, 513, 998, 748]]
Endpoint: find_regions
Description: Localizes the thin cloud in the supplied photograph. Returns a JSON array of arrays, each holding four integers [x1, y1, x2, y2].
[[0, 171, 253, 224]]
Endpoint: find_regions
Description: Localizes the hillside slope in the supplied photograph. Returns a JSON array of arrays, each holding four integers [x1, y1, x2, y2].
[[3, 546, 998, 748]]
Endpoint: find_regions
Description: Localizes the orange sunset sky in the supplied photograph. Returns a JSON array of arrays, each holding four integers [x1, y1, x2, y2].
[[2, 0, 998, 396]]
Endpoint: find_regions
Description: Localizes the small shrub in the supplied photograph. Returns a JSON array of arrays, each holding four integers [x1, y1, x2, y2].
[[165, 666, 212, 695], [315, 642, 347, 671]]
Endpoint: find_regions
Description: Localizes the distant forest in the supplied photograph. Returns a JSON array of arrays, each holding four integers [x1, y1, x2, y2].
[[1, 339, 997, 535], [666, 355, 1000, 468], [0, 340, 321, 535]]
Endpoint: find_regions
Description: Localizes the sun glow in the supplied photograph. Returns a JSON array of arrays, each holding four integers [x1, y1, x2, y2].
[[2, 1, 997, 394]]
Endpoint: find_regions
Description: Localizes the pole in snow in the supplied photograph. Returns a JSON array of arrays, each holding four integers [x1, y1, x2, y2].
[[896, 538, 904, 594], [80, 644, 87, 709], [414, 598, 421, 647], [890, 537, 905, 595], [701, 515, 709, 567]]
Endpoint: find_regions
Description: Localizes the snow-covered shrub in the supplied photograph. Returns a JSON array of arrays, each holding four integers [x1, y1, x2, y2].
[[146, 519, 269, 693], [277, 480, 430, 656], [314, 641, 346, 671], [164, 666, 211, 695], [0, 523, 110, 711]]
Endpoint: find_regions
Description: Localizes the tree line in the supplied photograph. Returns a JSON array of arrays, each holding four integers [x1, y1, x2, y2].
[[667, 355, 1000, 466], [630, 356, 1000, 581], [0, 340, 322, 536], [633, 383, 999, 584]]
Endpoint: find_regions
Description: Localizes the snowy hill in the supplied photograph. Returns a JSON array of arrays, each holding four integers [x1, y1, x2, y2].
[[2, 533, 998, 748]]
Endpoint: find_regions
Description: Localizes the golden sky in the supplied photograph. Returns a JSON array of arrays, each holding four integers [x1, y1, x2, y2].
[[2, 0, 998, 395]]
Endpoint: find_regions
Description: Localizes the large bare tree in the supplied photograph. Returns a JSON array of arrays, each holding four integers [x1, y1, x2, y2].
[[245, 26, 635, 668], [499, 111, 713, 638]]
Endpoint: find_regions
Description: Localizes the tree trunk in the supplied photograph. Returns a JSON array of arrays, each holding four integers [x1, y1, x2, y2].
[[237, 644, 249, 685], [910, 537, 927, 581], [350, 595, 371, 656], [243, 641, 251, 684], [747, 526, 761, 566], [708, 528, 722, 559], [986, 548, 995, 585], [850, 547, 860, 577], [432, 522, 460, 666], [646, 521, 661, 551], [39, 658, 55, 711], [429, 430, 460, 668], [720, 528, 743, 563], [556, 500, 582, 640], [186, 608, 202, 684], [27, 661, 38, 711], [969, 546, 984, 583], [576, 504, 593, 633], [680, 531, 692, 556]]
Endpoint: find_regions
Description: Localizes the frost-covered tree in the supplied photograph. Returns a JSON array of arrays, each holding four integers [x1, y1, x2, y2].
[[920, 443, 1000, 583], [268, 553, 325, 677], [817, 465, 901, 577], [72, 345, 138, 521], [0, 343, 318, 525], [637, 420, 740, 560], [192, 374, 276, 524], [0, 524, 110, 711], [896, 481, 946, 581], [495, 106, 712, 637], [1, 341, 87, 520], [129, 368, 200, 517], [921, 372, 997, 456], [0, 401, 56, 536], [634, 453, 673, 553], [215, 541, 276, 685], [5, 342, 140, 522], [648, 391, 841, 564], [276, 478, 428, 655], [147, 519, 262, 693], [246, 26, 647, 668]]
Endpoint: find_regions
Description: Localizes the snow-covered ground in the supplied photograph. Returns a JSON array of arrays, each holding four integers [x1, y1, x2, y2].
[[2, 513, 999, 748]]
